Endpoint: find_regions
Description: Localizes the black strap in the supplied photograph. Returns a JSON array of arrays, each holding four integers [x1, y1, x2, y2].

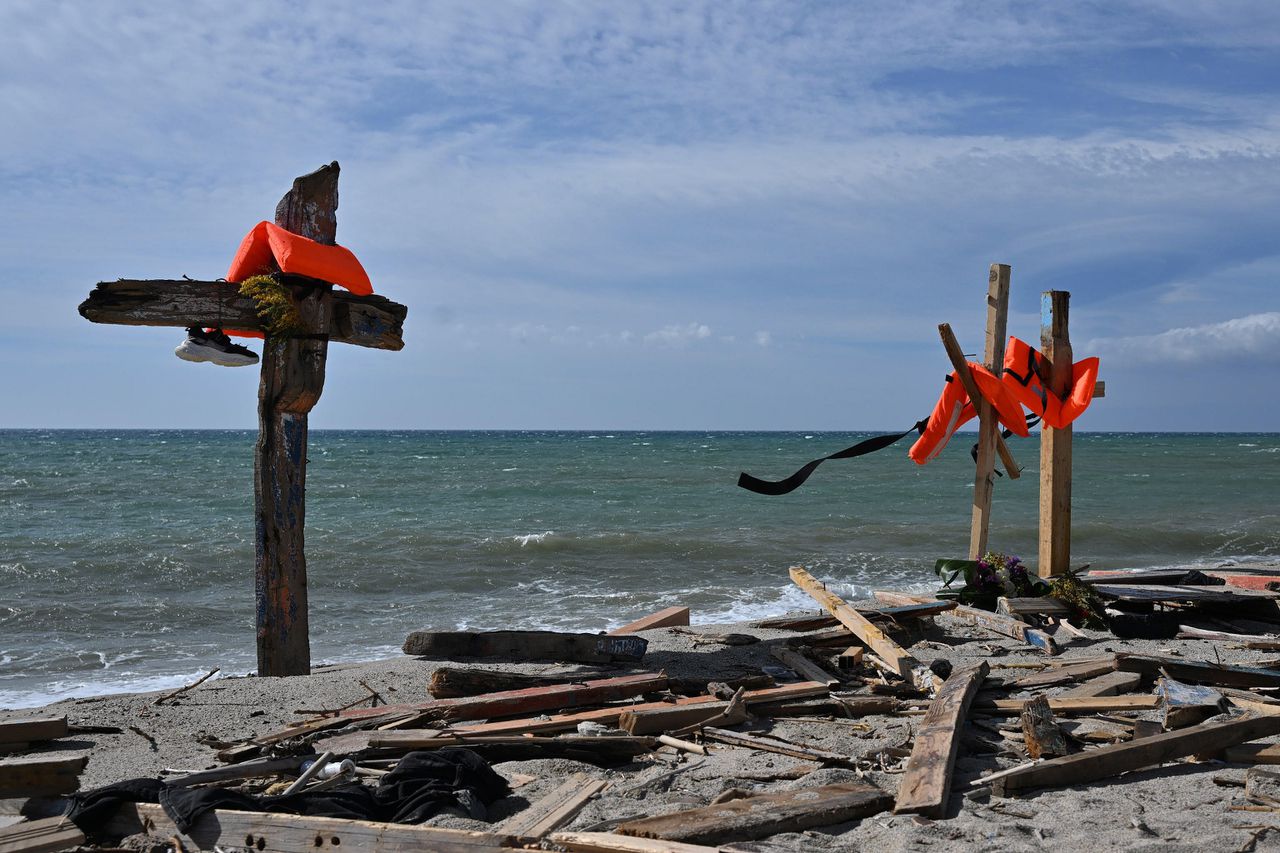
[[737, 421, 927, 496], [968, 412, 1042, 476]]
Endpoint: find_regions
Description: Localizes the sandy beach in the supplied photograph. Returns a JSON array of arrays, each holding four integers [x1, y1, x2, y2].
[[7, 587, 1280, 852]]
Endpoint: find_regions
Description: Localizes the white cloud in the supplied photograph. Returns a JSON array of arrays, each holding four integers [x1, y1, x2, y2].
[[643, 323, 712, 346], [755, 330, 772, 347], [1089, 312, 1280, 365]]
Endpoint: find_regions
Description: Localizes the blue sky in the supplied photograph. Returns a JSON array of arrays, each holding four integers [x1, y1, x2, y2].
[[2, 1, 1278, 430]]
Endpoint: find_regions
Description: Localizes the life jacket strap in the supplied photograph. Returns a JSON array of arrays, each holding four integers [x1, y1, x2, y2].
[[737, 421, 928, 496]]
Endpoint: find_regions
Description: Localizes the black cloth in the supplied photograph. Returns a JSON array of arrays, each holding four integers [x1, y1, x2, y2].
[[66, 748, 511, 836], [737, 422, 926, 495]]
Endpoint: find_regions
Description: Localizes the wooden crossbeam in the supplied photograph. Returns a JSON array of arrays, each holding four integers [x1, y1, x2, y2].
[[79, 279, 406, 350]]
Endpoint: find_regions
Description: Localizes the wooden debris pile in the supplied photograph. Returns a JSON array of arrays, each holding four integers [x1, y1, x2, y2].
[[9, 563, 1280, 852]]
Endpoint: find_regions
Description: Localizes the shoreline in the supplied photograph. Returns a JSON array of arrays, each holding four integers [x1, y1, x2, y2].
[[6, 590, 1280, 851]]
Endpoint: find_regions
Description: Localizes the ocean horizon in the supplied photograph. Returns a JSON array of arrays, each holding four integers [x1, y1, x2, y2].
[[3, 429, 1277, 709]]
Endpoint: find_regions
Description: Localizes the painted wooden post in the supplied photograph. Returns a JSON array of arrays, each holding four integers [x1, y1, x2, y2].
[[1038, 291, 1072, 577], [969, 263, 1012, 559], [254, 163, 339, 676]]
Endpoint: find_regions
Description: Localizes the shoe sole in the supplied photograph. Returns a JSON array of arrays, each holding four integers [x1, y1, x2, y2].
[[175, 342, 258, 368]]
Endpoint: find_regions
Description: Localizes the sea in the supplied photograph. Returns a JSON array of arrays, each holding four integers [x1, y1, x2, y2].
[[2, 430, 1277, 710]]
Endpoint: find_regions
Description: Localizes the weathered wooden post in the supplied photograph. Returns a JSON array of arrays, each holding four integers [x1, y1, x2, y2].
[[253, 163, 338, 677], [968, 264, 1012, 559], [77, 162, 407, 677], [1038, 291, 1072, 577]]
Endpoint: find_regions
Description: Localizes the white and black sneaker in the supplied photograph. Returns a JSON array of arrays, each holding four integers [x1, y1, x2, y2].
[[174, 326, 259, 367]]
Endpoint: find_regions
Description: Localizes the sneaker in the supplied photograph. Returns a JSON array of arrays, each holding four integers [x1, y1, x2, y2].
[[174, 326, 259, 367]]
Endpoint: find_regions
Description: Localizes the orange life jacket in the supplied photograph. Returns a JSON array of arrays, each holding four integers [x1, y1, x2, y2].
[[909, 362, 1029, 464], [1001, 336, 1099, 430], [227, 221, 373, 295]]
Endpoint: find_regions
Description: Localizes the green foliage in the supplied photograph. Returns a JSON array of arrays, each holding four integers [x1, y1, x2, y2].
[[1049, 568, 1109, 629], [238, 274, 303, 337], [933, 551, 1048, 610]]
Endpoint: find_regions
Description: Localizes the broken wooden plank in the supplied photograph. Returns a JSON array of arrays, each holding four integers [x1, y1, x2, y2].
[[0, 754, 87, 797], [770, 647, 840, 687], [1093, 584, 1279, 603], [495, 773, 609, 839], [619, 700, 748, 736], [1021, 694, 1070, 759], [0, 816, 84, 853], [428, 668, 589, 699], [105, 803, 517, 851], [757, 600, 956, 631], [1012, 657, 1116, 688], [79, 279, 407, 351], [610, 606, 691, 635], [997, 596, 1073, 618], [403, 630, 647, 663], [1061, 670, 1143, 699], [1177, 625, 1280, 644], [974, 695, 1160, 715], [364, 732, 654, 763], [550, 831, 725, 853], [1158, 675, 1227, 729], [0, 717, 67, 754], [838, 646, 865, 672], [700, 726, 853, 766], [986, 713, 1280, 795], [790, 567, 936, 691], [343, 672, 667, 723], [894, 662, 989, 817], [616, 781, 892, 845], [1115, 654, 1280, 689], [1228, 744, 1280, 764]]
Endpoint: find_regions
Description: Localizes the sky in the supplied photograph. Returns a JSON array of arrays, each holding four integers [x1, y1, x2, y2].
[[2, 1, 1278, 431]]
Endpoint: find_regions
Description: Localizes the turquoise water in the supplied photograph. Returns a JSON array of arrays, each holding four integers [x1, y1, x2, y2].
[[2, 430, 1277, 708]]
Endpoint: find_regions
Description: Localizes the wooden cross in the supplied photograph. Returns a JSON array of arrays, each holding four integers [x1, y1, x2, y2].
[[78, 163, 408, 676]]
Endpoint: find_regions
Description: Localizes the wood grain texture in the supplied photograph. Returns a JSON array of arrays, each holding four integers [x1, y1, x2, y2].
[[970, 264, 1013, 558], [894, 662, 989, 817], [0, 816, 84, 853], [402, 630, 648, 664], [79, 279, 406, 350]]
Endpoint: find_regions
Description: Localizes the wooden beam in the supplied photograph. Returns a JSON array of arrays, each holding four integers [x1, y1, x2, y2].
[[872, 591, 1058, 655], [619, 700, 748, 736], [894, 661, 989, 817], [1021, 694, 1070, 759], [0, 817, 84, 853], [937, 323, 1020, 479], [253, 162, 342, 677], [974, 695, 1159, 715], [550, 831, 725, 853], [429, 668, 589, 699], [610, 606, 691, 635], [757, 600, 957, 631], [616, 781, 892, 845], [997, 596, 1073, 618], [770, 646, 840, 687], [1092, 584, 1278, 603], [78, 280, 406, 350], [0, 717, 66, 754], [1115, 654, 1280, 689], [790, 567, 936, 691], [0, 754, 87, 797], [495, 773, 609, 839], [104, 803, 517, 852], [403, 630, 648, 663], [1061, 670, 1143, 698], [970, 263, 1012, 558], [1012, 657, 1115, 688], [700, 726, 854, 766], [1038, 290, 1072, 577], [986, 713, 1280, 795]]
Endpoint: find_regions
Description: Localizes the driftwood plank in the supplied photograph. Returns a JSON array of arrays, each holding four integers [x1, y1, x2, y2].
[[619, 701, 747, 736], [617, 781, 892, 844], [79, 279, 407, 351], [1115, 654, 1280, 689], [1061, 670, 1143, 699], [495, 773, 608, 838], [1093, 584, 1279, 603], [550, 831, 725, 852], [105, 803, 516, 851], [974, 695, 1159, 715], [429, 668, 589, 700], [0, 816, 84, 853], [344, 673, 666, 724], [0, 717, 66, 751], [757, 600, 957, 632], [0, 754, 86, 797], [770, 647, 839, 687], [1012, 657, 1116, 688], [894, 662, 989, 817], [790, 568, 936, 691], [403, 630, 647, 663], [997, 596, 1073, 618], [1225, 744, 1280, 764], [610, 606, 690, 635], [987, 713, 1280, 795], [872, 592, 1057, 655]]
